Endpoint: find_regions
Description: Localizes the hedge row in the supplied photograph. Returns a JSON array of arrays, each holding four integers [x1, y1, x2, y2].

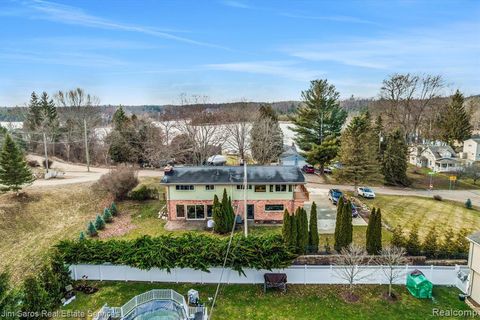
[[56, 234, 296, 275]]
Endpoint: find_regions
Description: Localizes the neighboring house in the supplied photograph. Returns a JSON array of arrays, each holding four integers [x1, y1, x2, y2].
[[463, 138, 480, 162], [409, 144, 461, 172], [160, 166, 309, 223], [279, 144, 307, 168], [466, 232, 480, 305]]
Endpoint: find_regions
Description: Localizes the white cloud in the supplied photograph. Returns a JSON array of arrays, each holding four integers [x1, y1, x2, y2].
[[203, 61, 324, 81], [22, 0, 228, 49]]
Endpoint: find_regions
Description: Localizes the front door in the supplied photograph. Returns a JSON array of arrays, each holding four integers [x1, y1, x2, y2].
[[247, 204, 254, 220]]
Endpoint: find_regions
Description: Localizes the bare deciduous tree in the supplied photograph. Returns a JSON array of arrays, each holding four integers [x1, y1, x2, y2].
[[379, 73, 445, 143], [223, 102, 257, 160], [334, 244, 372, 295], [55, 88, 101, 162], [378, 246, 407, 298]]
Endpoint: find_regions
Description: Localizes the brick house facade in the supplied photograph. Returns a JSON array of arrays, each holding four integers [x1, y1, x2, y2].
[[161, 166, 308, 224]]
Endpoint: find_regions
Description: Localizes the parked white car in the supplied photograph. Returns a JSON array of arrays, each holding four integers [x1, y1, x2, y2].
[[357, 187, 375, 199]]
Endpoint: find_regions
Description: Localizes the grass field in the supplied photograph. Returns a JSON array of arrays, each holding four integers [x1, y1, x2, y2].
[[58, 281, 471, 320], [0, 184, 110, 283], [361, 195, 480, 238]]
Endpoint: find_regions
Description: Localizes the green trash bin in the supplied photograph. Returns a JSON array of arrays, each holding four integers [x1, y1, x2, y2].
[[406, 270, 433, 299]]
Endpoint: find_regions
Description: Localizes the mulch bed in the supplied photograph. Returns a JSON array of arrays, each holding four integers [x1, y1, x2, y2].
[[99, 213, 136, 238]]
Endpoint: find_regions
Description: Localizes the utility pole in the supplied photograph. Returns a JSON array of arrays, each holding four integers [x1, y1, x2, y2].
[[243, 160, 248, 237], [84, 119, 90, 172], [43, 132, 49, 173]]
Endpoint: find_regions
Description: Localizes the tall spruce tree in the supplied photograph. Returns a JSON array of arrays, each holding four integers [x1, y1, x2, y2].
[[282, 209, 291, 244], [296, 207, 309, 254], [308, 202, 319, 253], [25, 92, 41, 131], [382, 130, 410, 186], [437, 90, 472, 147], [342, 200, 353, 247], [366, 208, 382, 255], [250, 105, 284, 164], [334, 196, 345, 252], [291, 79, 347, 172], [0, 134, 35, 194], [335, 113, 382, 191]]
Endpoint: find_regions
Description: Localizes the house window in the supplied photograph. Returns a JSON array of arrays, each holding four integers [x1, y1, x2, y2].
[[205, 185, 215, 190], [255, 185, 266, 192], [275, 185, 287, 192], [176, 205, 185, 218], [265, 204, 284, 211], [207, 205, 213, 218], [237, 185, 252, 190], [288, 185, 293, 192], [176, 185, 194, 191], [186, 205, 206, 219], [269, 185, 274, 192]]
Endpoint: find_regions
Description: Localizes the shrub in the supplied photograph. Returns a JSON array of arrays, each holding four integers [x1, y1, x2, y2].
[[129, 185, 158, 201], [405, 224, 421, 256], [86, 221, 98, 237], [466, 198, 473, 209], [390, 225, 406, 248], [21, 276, 51, 318], [56, 234, 297, 274], [93, 167, 139, 200], [42, 159, 53, 169], [95, 215, 106, 230], [433, 194, 442, 201], [0, 272, 21, 318], [79, 232, 86, 241], [27, 159, 40, 167], [422, 226, 439, 258], [103, 208, 113, 223], [110, 202, 118, 216]]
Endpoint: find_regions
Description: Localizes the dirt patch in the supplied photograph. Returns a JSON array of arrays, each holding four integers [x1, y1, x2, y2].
[[165, 220, 207, 231], [381, 291, 400, 302], [341, 291, 360, 303], [99, 213, 136, 238]]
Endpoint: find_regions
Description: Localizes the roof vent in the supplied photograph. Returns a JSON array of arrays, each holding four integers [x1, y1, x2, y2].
[[164, 164, 174, 175]]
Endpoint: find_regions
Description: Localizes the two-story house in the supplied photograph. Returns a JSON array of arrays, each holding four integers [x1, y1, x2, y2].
[[463, 138, 480, 162], [160, 166, 308, 223], [409, 144, 461, 172]]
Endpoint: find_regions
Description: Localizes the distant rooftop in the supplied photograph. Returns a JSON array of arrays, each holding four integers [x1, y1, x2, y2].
[[161, 166, 306, 185], [468, 231, 480, 246]]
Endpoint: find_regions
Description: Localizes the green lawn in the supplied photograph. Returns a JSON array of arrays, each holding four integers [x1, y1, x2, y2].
[[360, 195, 480, 238], [58, 281, 472, 320], [407, 166, 480, 190]]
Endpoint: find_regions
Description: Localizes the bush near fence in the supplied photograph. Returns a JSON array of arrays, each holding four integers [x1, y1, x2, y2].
[[56, 234, 296, 274]]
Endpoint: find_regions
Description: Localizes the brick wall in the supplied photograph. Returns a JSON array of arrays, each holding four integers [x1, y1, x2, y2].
[[167, 198, 305, 223]]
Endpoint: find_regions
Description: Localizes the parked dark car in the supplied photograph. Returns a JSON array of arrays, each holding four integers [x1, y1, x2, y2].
[[351, 203, 359, 218], [328, 189, 343, 205], [302, 164, 315, 174]]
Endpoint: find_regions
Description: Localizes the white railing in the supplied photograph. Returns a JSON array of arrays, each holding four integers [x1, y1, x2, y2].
[[119, 289, 188, 318]]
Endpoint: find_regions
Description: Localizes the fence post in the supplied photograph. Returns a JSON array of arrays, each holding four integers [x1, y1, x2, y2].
[[304, 265, 307, 285], [99, 265, 102, 281]]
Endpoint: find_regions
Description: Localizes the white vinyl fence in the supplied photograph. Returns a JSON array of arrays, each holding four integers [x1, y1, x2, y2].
[[70, 264, 469, 292]]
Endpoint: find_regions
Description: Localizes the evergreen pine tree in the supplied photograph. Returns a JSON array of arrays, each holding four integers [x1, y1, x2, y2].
[[212, 194, 226, 233], [0, 134, 35, 194], [439, 227, 455, 258], [308, 202, 319, 253], [366, 208, 376, 255], [103, 208, 113, 223], [282, 209, 291, 245], [334, 197, 345, 252], [25, 92, 41, 131], [382, 130, 410, 186], [390, 225, 406, 248], [94, 215, 105, 230], [110, 202, 118, 215], [422, 226, 439, 258], [291, 80, 347, 172], [79, 231, 86, 241], [334, 113, 383, 191], [373, 208, 382, 254], [342, 200, 353, 247], [87, 221, 97, 237], [112, 106, 129, 128], [296, 208, 309, 254], [290, 209, 298, 250], [21, 276, 50, 315], [405, 224, 421, 256], [437, 90, 472, 147]]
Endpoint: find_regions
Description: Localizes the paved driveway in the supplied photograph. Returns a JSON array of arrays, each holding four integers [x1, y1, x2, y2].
[[305, 187, 366, 234]]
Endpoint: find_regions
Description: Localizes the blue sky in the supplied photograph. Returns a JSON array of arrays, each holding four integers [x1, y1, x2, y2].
[[0, 0, 479, 106]]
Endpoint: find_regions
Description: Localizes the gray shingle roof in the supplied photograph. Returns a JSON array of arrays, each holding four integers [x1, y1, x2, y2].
[[161, 166, 306, 184]]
